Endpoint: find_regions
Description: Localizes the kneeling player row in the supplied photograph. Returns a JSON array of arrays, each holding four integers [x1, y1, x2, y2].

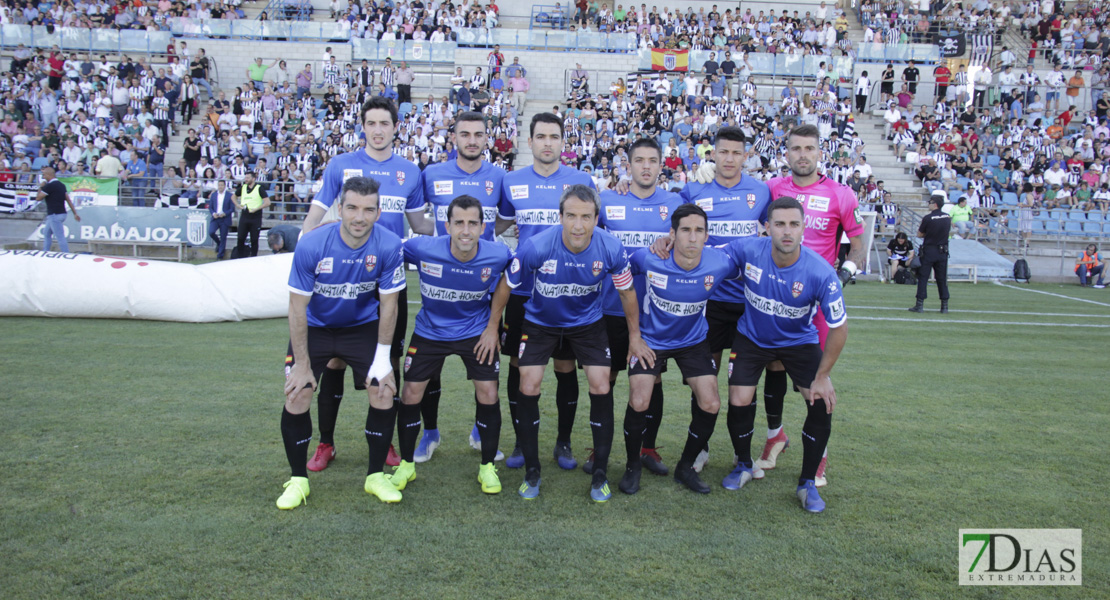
[[276, 181, 846, 514]]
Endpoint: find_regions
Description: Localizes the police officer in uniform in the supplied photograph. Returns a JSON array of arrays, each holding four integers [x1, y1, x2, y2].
[[909, 194, 952, 314], [233, 172, 270, 258]]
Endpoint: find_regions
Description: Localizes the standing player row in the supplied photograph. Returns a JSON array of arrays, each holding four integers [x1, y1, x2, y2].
[[274, 102, 860, 513]]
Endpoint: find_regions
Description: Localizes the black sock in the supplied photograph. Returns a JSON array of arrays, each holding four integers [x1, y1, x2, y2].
[[588, 391, 614, 474], [420, 376, 441, 430], [624, 404, 647, 466], [397, 402, 422, 462], [507, 365, 521, 440], [641, 382, 664, 448], [316, 367, 344, 445], [679, 405, 718, 465], [555, 370, 579, 444], [518, 393, 541, 472], [476, 402, 502, 464], [764, 369, 787, 431], [799, 398, 832, 484], [726, 402, 757, 467], [365, 405, 396, 475], [281, 407, 313, 478]]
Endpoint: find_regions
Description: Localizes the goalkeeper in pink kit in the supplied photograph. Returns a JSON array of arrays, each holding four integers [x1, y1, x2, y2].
[[762, 124, 865, 487]]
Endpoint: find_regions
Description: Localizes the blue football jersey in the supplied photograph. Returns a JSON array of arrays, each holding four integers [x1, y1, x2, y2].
[[506, 225, 631, 328], [403, 236, 513, 340], [680, 175, 770, 304], [598, 188, 685, 316], [288, 222, 406, 328], [311, 150, 425, 238], [629, 247, 740, 350], [419, 160, 506, 240], [721, 237, 847, 348], [497, 164, 596, 297]]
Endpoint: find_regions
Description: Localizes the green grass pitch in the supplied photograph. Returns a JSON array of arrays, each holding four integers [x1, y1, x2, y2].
[[2, 276, 1106, 598]]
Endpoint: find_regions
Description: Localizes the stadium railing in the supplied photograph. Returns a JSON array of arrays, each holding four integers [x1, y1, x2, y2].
[[0, 25, 174, 55], [634, 50, 854, 82], [855, 42, 941, 64], [169, 18, 351, 42]]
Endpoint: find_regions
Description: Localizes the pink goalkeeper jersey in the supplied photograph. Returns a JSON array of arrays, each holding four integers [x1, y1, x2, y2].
[[768, 175, 865, 266]]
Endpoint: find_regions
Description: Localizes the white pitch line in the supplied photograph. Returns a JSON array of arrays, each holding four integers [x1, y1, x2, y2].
[[993, 281, 1110, 308], [848, 305, 1110, 318], [851, 316, 1110, 328]]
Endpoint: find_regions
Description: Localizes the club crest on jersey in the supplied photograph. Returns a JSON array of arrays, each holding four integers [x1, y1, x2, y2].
[[659, 205, 669, 220], [792, 281, 804, 298], [629, 356, 638, 369], [396, 170, 406, 185], [404, 356, 412, 372], [365, 254, 377, 272], [485, 180, 494, 195], [704, 275, 715, 291], [746, 193, 757, 209], [592, 261, 603, 277], [518, 335, 528, 359], [480, 267, 492, 282]]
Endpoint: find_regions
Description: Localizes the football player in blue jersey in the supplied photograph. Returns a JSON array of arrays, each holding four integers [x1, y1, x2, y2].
[[277, 176, 407, 509], [298, 97, 435, 475], [622, 204, 740, 495], [496, 112, 597, 472], [651, 126, 771, 473], [719, 197, 848, 513], [393, 195, 513, 496], [500, 184, 654, 502], [413, 111, 511, 464], [592, 137, 684, 479]]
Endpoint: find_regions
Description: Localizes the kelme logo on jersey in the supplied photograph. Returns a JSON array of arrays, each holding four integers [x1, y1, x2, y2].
[[659, 205, 669, 220], [792, 281, 804, 298], [485, 180, 494, 195], [365, 254, 377, 272], [704, 274, 715, 291], [592, 261, 603, 277], [747, 193, 757, 209], [396, 170, 406, 185], [480, 267, 492, 282]]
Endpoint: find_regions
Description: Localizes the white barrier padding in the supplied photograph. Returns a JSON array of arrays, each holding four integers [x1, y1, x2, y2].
[[0, 250, 293, 322]]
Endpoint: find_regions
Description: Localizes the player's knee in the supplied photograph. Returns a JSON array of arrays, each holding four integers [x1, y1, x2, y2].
[[474, 381, 499, 405], [629, 395, 650, 412], [400, 383, 424, 405], [729, 388, 756, 407], [588, 380, 610, 395], [286, 388, 313, 414]]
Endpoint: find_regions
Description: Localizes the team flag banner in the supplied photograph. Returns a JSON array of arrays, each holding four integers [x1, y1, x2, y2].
[[651, 49, 688, 72], [60, 176, 119, 207], [0, 177, 120, 213], [0, 181, 40, 213]]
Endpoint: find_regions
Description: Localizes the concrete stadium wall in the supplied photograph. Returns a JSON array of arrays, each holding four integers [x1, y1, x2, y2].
[[497, 0, 828, 21], [453, 48, 641, 101]]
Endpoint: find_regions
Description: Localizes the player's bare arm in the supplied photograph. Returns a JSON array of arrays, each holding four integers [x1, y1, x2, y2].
[[475, 277, 510, 365], [284, 292, 315, 400], [807, 324, 847, 414]]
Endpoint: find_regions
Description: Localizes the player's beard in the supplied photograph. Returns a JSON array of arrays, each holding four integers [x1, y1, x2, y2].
[[790, 160, 817, 178], [459, 146, 483, 161]]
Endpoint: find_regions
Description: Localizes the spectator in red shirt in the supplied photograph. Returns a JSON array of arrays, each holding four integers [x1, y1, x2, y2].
[[933, 64, 950, 101], [491, 131, 514, 169], [664, 148, 683, 171], [48, 49, 66, 92]]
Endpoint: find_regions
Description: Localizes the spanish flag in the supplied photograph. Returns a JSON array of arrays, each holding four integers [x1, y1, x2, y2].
[[651, 49, 688, 72]]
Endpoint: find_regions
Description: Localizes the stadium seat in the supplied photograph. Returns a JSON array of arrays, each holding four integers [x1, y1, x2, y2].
[[1048, 209, 1062, 221], [399, 102, 413, 118], [948, 190, 963, 204], [956, 176, 970, 190], [1043, 217, 1061, 233], [659, 131, 673, 146], [1029, 217, 1045, 233], [31, 156, 50, 169], [1002, 192, 1018, 205], [990, 191, 1001, 205], [1083, 220, 1103, 236], [1068, 210, 1087, 221], [1064, 219, 1085, 236], [985, 155, 1001, 167]]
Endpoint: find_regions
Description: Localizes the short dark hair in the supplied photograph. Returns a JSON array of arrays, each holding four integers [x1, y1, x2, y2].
[[629, 137, 662, 160], [340, 176, 380, 206], [454, 111, 486, 132], [530, 111, 564, 139], [713, 126, 746, 147], [559, 184, 599, 216], [670, 203, 707, 231], [360, 96, 398, 127], [447, 194, 483, 222], [788, 124, 820, 143], [767, 196, 805, 221]]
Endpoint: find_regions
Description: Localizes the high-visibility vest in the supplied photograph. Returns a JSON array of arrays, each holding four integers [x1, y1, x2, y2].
[[1076, 251, 1100, 273], [239, 183, 263, 212]]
